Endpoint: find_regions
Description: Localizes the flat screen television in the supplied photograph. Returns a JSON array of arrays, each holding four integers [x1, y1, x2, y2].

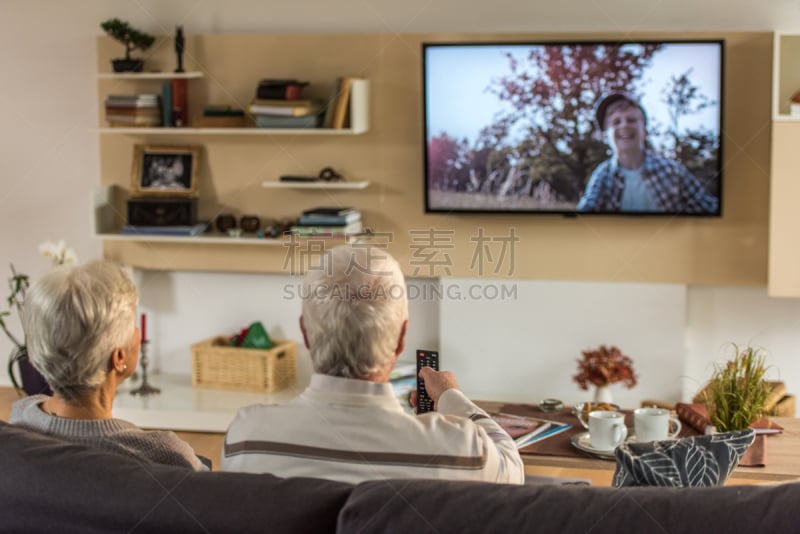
[[423, 40, 724, 216]]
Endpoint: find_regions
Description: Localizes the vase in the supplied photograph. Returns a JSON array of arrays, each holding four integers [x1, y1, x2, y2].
[[8, 346, 52, 396], [593, 385, 613, 404]]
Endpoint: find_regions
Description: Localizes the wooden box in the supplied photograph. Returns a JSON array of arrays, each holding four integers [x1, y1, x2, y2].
[[190, 336, 297, 392]]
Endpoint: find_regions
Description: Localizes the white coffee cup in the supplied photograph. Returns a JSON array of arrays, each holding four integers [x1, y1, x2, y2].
[[588, 410, 628, 450], [634, 407, 681, 442]]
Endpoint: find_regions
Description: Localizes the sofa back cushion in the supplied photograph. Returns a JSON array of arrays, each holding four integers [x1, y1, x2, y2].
[[0, 421, 352, 533], [339, 477, 800, 533]]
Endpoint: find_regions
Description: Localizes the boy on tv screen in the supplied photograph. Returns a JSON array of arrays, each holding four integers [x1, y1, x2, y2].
[[423, 41, 723, 216]]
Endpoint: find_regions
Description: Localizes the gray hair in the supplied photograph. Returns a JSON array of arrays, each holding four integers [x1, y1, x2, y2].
[[23, 260, 138, 400], [301, 245, 408, 378]]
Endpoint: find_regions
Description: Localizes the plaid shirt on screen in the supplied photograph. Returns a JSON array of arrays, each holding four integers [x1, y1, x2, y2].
[[576, 150, 718, 214]]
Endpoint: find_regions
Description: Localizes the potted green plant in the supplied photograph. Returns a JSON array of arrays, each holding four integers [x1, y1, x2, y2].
[[100, 18, 155, 73], [704, 344, 770, 432]]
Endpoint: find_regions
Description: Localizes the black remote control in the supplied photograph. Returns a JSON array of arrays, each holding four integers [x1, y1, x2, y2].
[[416, 349, 439, 414]]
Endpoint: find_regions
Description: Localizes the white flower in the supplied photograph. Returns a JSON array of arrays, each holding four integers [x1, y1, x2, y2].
[[38, 240, 79, 266]]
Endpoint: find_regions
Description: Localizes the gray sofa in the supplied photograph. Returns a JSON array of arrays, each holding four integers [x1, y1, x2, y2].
[[0, 421, 795, 533]]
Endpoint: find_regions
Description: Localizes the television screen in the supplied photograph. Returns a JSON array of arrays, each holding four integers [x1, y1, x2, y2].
[[423, 40, 723, 216]]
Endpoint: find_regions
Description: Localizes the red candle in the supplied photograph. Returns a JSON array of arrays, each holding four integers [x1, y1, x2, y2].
[[141, 313, 147, 342]]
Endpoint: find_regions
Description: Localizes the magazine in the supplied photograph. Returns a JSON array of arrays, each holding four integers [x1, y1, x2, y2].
[[490, 412, 572, 449]]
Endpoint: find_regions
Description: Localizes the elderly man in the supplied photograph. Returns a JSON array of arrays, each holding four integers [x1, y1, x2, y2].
[[577, 92, 718, 214], [221, 245, 524, 485]]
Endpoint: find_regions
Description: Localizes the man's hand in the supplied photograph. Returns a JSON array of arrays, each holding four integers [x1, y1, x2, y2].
[[409, 367, 459, 413]]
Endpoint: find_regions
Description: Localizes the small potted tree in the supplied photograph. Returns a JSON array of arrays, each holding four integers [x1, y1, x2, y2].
[[705, 344, 770, 432], [100, 18, 155, 72]]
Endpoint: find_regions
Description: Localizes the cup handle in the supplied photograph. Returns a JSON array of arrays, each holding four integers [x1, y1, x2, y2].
[[613, 423, 628, 446], [577, 412, 588, 430], [668, 417, 682, 438]]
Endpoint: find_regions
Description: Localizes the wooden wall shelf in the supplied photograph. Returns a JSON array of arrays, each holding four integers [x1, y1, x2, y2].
[[97, 71, 204, 80], [261, 181, 370, 189]]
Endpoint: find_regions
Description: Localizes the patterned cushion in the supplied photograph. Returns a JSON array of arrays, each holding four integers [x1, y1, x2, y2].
[[613, 430, 755, 487]]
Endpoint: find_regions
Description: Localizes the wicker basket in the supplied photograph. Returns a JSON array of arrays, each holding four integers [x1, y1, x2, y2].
[[190, 336, 297, 392]]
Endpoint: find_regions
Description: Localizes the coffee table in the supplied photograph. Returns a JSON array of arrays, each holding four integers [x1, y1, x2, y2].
[[477, 400, 800, 486]]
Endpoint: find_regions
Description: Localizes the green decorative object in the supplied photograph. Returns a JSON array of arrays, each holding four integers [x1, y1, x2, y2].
[[100, 18, 155, 72], [705, 344, 770, 432]]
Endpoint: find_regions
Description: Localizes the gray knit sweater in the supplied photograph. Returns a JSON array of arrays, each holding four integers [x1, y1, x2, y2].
[[10, 394, 207, 471]]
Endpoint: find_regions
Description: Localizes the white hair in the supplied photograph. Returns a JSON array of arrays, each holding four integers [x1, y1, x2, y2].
[[23, 260, 138, 400], [301, 245, 408, 378]]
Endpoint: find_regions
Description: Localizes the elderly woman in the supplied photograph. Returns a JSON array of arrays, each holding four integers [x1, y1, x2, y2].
[[10, 260, 206, 471]]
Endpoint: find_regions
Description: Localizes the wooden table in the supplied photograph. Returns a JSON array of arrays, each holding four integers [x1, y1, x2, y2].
[[2, 388, 797, 483], [477, 400, 800, 486]]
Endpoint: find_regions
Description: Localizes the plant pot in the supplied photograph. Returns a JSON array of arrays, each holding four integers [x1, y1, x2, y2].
[[8, 346, 52, 396], [111, 58, 144, 73]]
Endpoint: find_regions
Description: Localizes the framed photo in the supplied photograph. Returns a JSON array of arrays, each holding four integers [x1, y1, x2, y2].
[[131, 144, 200, 197]]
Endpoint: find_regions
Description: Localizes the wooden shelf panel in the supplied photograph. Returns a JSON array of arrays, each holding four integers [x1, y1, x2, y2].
[[98, 127, 365, 136], [94, 232, 284, 246], [261, 181, 370, 189], [97, 71, 204, 80]]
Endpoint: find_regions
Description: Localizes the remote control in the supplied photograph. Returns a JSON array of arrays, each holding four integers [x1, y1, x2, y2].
[[416, 349, 439, 414]]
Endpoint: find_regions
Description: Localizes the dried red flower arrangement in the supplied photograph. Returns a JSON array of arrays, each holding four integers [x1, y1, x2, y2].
[[573, 345, 637, 390]]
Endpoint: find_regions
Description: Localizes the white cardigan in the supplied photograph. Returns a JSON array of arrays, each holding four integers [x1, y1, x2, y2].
[[221, 374, 525, 485]]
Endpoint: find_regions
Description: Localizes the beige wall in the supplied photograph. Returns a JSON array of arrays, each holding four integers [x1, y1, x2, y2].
[[98, 32, 772, 285]]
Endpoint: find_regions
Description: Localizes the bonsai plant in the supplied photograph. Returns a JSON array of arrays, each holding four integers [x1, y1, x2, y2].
[[704, 344, 770, 432], [100, 18, 155, 72]]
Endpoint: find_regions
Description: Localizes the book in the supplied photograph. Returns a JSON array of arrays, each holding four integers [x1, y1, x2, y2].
[[491, 413, 551, 442], [302, 206, 357, 216], [254, 114, 320, 129], [290, 221, 363, 236], [171, 78, 189, 127], [297, 212, 361, 226], [256, 79, 309, 100], [105, 94, 160, 107], [322, 77, 342, 128], [329, 77, 354, 129], [161, 82, 172, 127], [120, 224, 206, 236], [489, 412, 571, 448], [517, 420, 572, 447], [251, 98, 315, 108], [249, 99, 323, 117]]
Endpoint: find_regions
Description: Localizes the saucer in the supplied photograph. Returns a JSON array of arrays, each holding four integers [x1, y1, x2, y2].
[[570, 431, 625, 460]]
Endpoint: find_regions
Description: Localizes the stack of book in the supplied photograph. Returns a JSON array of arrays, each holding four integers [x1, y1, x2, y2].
[[249, 79, 322, 129], [291, 207, 362, 236], [105, 94, 161, 127]]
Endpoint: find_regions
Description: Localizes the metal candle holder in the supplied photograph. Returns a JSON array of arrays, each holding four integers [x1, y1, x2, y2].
[[131, 340, 160, 396]]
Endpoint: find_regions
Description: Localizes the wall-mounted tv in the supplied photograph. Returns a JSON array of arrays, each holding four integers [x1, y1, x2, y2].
[[423, 40, 723, 216]]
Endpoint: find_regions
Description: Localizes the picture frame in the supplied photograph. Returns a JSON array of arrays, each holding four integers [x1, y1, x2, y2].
[[130, 144, 200, 197]]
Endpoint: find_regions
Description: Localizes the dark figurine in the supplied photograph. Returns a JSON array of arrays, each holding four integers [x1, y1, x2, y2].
[[174, 25, 185, 73], [215, 214, 237, 233]]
